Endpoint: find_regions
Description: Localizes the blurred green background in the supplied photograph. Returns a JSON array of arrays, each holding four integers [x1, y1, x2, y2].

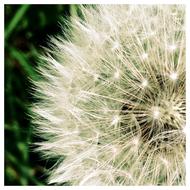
[[5, 4, 80, 185]]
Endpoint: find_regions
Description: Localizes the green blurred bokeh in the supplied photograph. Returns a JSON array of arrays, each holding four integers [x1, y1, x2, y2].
[[4, 4, 80, 185]]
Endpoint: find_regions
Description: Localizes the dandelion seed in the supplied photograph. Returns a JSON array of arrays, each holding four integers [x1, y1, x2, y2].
[[148, 31, 155, 36], [114, 70, 120, 79], [112, 41, 120, 51], [142, 53, 148, 60], [111, 145, 119, 158], [153, 110, 160, 119], [111, 115, 120, 126], [78, 91, 90, 102], [93, 74, 99, 81], [168, 44, 177, 52], [103, 107, 109, 114], [141, 79, 148, 87], [160, 157, 169, 167], [183, 158, 186, 166], [152, 107, 160, 119], [126, 172, 133, 180], [182, 125, 187, 134], [170, 72, 178, 81], [132, 137, 139, 146]]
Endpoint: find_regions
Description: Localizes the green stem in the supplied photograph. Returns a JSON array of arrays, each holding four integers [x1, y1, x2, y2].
[[5, 5, 30, 40]]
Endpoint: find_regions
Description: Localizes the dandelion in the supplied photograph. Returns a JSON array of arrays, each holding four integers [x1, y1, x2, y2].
[[32, 5, 186, 185]]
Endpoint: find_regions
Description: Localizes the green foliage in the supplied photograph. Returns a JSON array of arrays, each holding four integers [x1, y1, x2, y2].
[[5, 4, 80, 185]]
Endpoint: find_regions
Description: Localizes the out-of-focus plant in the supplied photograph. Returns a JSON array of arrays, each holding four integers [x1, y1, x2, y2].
[[5, 4, 79, 185]]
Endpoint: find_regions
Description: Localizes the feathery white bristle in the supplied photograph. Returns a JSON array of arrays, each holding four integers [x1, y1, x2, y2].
[[33, 5, 186, 185]]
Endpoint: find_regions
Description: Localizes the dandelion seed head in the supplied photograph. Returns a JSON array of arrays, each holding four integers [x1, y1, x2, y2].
[[33, 5, 185, 185]]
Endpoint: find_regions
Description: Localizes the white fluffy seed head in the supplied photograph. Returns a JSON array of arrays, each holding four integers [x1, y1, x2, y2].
[[32, 5, 185, 185]]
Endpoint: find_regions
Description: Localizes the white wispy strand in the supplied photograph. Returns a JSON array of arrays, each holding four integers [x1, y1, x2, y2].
[[32, 5, 185, 185]]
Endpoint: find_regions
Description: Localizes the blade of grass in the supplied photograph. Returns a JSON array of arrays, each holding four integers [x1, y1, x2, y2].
[[6, 151, 44, 185], [9, 47, 39, 81], [5, 5, 30, 40]]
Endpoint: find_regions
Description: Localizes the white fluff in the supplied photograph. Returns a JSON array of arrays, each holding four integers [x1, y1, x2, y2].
[[32, 5, 185, 185]]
